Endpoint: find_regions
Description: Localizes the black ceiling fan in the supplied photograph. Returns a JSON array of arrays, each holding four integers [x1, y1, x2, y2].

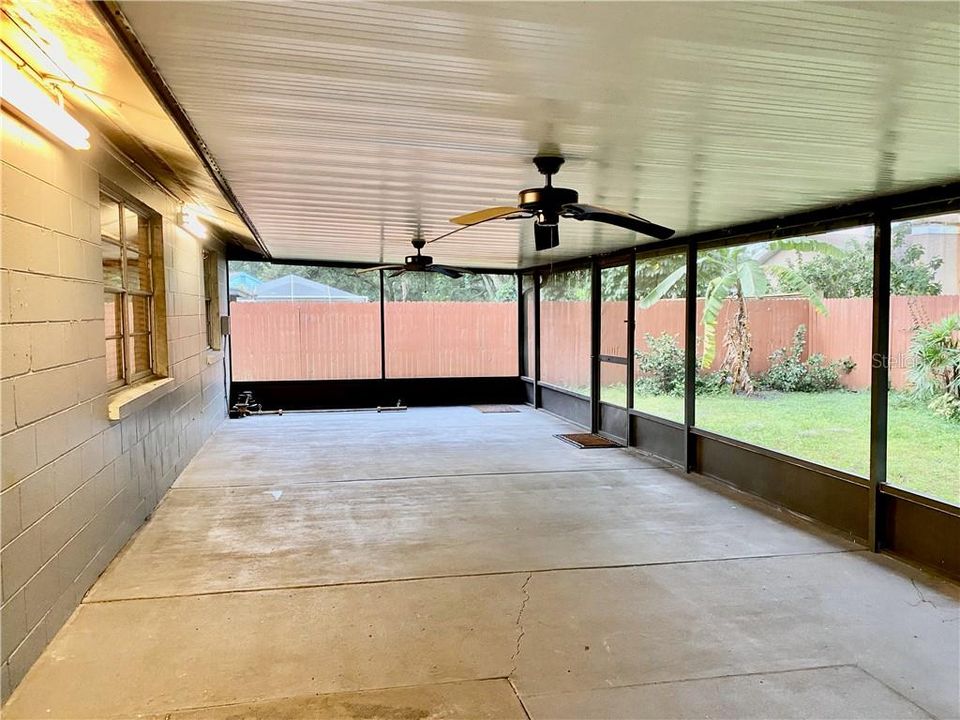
[[449, 155, 675, 250], [356, 238, 474, 279]]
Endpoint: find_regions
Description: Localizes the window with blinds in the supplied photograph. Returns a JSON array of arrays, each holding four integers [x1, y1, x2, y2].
[[100, 191, 159, 389]]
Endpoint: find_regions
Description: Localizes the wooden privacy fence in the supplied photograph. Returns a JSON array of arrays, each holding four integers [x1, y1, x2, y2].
[[230, 301, 517, 380], [231, 296, 958, 388], [541, 295, 958, 389]]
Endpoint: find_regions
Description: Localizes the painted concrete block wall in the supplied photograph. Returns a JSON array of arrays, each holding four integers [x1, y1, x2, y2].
[[0, 113, 229, 702]]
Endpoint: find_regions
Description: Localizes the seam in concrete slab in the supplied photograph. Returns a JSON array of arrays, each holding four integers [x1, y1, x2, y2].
[[82, 548, 863, 605], [510, 573, 533, 678], [508, 677, 533, 720], [520, 661, 932, 719], [133, 676, 515, 719], [522, 663, 857, 696], [169, 465, 674, 491], [521, 664, 939, 719], [854, 664, 940, 719]]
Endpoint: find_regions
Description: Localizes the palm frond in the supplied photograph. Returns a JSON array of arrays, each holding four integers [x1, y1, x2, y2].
[[700, 272, 737, 368], [738, 259, 769, 298], [767, 265, 828, 315], [768, 238, 845, 257], [639, 265, 686, 308]]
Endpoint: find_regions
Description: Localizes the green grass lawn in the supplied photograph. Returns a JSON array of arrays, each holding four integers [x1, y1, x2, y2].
[[597, 386, 959, 506]]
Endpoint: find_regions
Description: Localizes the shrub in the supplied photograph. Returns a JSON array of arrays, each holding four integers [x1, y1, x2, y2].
[[635, 333, 684, 396], [696, 369, 730, 395], [908, 314, 960, 421], [634, 333, 730, 396], [758, 325, 854, 393]]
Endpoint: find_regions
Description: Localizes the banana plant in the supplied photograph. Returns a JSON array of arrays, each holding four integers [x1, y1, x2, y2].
[[639, 239, 842, 394]]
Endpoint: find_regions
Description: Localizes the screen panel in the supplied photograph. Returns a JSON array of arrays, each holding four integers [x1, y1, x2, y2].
[[228, 262, 381, 381], [886, 212, 959, 506], [694, 226, 875, 477], [540, 268, 591, 395], [384, 272, 517, 378], [634, 251, 687, 422]]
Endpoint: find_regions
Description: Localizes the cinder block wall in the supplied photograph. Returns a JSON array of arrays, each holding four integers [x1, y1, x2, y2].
[[0, 113, 229, 701]]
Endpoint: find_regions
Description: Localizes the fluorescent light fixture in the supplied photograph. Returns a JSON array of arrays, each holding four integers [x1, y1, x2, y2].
[[180, 206, 209, 239], [1, 55, 90, 149]]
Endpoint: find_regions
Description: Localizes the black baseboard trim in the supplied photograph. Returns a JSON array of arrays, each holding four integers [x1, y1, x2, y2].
[[232, 377, 525, 411]]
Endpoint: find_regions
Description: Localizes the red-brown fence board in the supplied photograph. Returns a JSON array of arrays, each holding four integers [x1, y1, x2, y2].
[[384, 302, 517, 377], [231, 296, 958, 391], [541, 297, 810, 388], [231, 302, 380, 381], [540, 302, 591, 387], [231, 301, 516, 381]]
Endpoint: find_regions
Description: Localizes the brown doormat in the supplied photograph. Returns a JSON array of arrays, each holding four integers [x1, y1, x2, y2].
[[555, 433, 624, 449], [472, 405, 520, 413]]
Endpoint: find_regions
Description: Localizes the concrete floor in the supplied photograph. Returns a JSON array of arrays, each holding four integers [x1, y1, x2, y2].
[[4, 407, 958, 719]]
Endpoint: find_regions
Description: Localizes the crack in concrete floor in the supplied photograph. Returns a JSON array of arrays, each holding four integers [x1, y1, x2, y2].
[[510, 573, 533, 678]]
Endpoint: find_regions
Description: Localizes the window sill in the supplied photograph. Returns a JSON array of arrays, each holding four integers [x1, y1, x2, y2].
[[107, 377, 175, 421]]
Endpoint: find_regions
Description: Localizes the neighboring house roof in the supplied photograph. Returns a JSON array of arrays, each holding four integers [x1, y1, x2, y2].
[[253, 274, 368, 302], [228, 271, 262, 297]]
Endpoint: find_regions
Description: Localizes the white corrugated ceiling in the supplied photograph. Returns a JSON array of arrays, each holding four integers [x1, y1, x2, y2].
[[2, 0, 257, 249], [118, 1, 959, 269]]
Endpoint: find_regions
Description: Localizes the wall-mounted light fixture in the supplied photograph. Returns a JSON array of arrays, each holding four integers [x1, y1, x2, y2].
[[0, 54, 90, 150], [179, 205, 209, 240]]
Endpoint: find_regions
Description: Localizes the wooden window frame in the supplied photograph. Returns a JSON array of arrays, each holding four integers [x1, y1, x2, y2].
[[101, 189, 162, 389], [202, 250, 222, 351]]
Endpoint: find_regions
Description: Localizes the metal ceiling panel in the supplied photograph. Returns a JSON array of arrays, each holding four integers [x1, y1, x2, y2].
[[118, 1, 959, 268], [2, 0, 256, 248]]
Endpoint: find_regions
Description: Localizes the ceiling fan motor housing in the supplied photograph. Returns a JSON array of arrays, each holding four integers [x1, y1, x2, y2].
[[518, 186, 579, 225], [404, 237, 431, 267], [405, 253, 432, 267]]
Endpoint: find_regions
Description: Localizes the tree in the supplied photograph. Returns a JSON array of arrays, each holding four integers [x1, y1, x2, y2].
[[230, 261, 516, 302], [540, 268, 591, 300], [640, 240, 840, 394], [382, 271, 515, 302], [781, 224, 943, 298], [598, 256, 690, 301], [539, 256, 689, 302], [908, 314, 960, 421]]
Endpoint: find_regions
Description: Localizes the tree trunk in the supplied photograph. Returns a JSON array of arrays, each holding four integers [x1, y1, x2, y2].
[[722, 287, 754, 394]]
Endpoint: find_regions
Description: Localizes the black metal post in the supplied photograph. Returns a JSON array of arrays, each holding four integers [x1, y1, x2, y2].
[[868, 214, 892, 551], [626, 255, 636, 412], [224, 261, 234, 406], [517, 273, 526, 377], [379, 269, 386, 380], [590, 260, 601, 433], [683, 241, 698, 472], [533, 272, 542, 408], [625, 255, 637, 445]]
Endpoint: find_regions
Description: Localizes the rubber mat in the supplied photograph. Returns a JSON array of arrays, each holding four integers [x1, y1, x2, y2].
[[472, 405, 520, 413], [554, 433, 624, 448]]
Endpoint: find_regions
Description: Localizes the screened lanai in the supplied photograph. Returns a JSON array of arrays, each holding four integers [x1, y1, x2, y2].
[[1, 1, 958, 717]]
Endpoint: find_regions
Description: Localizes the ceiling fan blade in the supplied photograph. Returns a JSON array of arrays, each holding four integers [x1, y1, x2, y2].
[[428, 265, 463, 279], [356, 264, 403, 275], [534, 222, 560, 251], [562, 203, 675, 240], [434, 265, 475, 275], [388, 269, 407, 278], [450, 206, 523, 225]]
